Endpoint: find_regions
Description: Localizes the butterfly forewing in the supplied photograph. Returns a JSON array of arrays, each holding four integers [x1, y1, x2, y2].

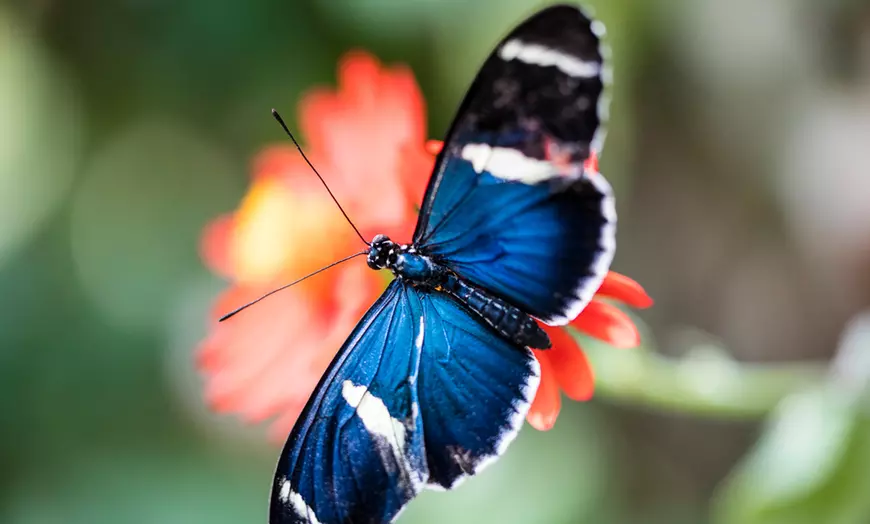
[[414, 4, 614, 326]]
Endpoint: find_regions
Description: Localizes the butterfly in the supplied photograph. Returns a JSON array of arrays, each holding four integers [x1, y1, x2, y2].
[[268, 5, 614, 523]]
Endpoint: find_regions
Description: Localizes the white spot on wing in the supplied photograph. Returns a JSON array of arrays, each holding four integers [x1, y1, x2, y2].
[[462, 142, 491, 173], [278, 478, 291, 502], [342, 381, 427, 492], [499, 39, 601, 78], [591, 19, 607, 37], [342, 381, 407, 454], [461, 143, 568, 184], [278, 478, 323, 524], [415, 317, 425, 351]]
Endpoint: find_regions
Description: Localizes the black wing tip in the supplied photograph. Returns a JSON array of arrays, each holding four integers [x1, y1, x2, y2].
[[507, 3, 601, 51], [524, 3, 595, 22]]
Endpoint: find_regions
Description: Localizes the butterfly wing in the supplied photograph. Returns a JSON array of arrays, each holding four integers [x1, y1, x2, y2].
[[269, 281, 426, 524], [413, 4, 615, 326], [269, 281, 539, 523], [415, 288, 539, 490]]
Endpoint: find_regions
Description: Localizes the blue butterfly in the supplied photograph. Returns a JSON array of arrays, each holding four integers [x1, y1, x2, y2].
[[267, 5, 614, 523]]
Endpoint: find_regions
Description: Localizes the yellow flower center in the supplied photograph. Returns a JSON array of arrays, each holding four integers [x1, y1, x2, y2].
[[230, 177, 352, 286]]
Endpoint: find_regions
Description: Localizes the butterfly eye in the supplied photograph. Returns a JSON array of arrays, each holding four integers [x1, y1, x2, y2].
[[370, 233, 389, 246], [366, 248, 384, 270]]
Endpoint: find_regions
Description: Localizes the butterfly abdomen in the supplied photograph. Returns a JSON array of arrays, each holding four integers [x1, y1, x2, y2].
[[441, 273, 551, 350]]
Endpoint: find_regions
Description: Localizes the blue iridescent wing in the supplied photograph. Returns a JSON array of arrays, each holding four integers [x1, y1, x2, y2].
[[269, 281, 539, 523], [415, 288, 539, 490], [269, 281, 426, 524], [413, 5, 615, 325]]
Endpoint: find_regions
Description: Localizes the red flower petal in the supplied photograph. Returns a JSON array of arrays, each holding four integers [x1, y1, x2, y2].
[[253, 146, 302, 181], [339, 51, 382, 107], [545, 327, 595, 401], [526, 352, 561, 431], [197, 264, 382, 434], [425, 140, 444, 155], [200, 214, 236, 279], [584, 151, 599, 173], [596, 271, 654, 309], [398, 143, 436, 215], [298, 50, 425, 236], [572, 300, 641, 348], [198, 285, 322, 414], [268, 406, 306, 443]]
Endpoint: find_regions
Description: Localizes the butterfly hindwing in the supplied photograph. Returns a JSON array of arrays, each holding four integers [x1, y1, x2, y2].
[[416, 290, 539, 489], [270, 281, 539, 523], [414, 4, 615, 325]]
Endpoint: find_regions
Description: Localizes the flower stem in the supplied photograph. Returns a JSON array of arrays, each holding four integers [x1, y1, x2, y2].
[[576, 330, 829, 419]]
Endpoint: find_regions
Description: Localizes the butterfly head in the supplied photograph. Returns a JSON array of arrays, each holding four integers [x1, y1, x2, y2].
[[366, 234, 396, 270]]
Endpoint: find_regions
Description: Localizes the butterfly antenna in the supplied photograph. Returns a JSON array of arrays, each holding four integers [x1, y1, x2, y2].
[[271, 109, 369, 246], [218, 250, 368, 322]]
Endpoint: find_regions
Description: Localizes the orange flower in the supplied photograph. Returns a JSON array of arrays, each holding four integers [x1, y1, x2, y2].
[[197, 51, 431, 437], [527, 271, 653, 431], [299, 50, 427, 242], [197, 49, 652, 439]]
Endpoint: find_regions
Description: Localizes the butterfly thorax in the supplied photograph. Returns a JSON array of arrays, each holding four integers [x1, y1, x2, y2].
[[367, 234, 551, 349]]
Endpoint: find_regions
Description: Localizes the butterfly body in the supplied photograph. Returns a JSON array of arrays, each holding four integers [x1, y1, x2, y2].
[[367, 234, 551, 349], [271, 5, 615, 523]]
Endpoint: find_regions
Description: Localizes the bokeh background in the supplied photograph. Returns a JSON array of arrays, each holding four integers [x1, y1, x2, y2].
[[3, 0, 870, 522]]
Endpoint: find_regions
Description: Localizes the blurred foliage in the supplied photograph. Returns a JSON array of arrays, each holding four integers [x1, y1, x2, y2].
[[2, 0, 870, 523], [582, 326, 827, 419], [713, 386, 870, 524], [715, 314, 870, 524]]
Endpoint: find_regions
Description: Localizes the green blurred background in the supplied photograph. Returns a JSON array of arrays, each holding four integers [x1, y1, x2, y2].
[[3, 0, 870, 522]]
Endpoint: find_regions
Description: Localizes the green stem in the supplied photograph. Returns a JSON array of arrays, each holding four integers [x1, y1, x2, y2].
[[575, 330, 829, 419]]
